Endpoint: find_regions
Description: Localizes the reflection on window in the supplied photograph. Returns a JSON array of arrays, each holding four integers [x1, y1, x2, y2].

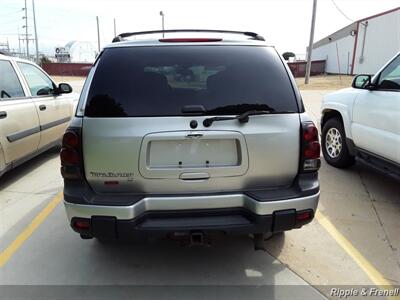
[[144, 65, 224, 90], [0, 60, 25, 99], [17, 62, 55, 96]]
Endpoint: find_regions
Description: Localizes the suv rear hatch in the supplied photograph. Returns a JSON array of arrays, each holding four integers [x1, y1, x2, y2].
[[81, 45, 301, 194]]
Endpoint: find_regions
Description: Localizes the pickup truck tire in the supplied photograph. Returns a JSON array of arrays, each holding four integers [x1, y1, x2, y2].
[[322, 118, 355, 168]]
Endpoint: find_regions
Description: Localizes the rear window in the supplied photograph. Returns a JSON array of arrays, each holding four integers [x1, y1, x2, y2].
[[85, 46, 298, 117]]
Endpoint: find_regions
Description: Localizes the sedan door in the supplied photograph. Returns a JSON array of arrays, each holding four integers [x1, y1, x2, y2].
[[352, 54, 400, 164], [0, 59, 40, 167], [17, 62, 72, 149]]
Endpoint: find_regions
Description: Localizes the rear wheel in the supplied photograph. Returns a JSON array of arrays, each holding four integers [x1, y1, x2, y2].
[[322, 118, 355, 168]]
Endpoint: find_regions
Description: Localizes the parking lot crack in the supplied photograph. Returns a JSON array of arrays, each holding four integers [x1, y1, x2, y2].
[[357, 170, 400, 270]]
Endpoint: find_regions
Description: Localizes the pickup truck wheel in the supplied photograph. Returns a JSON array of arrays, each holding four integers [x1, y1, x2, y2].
[[322, 118, 355, 168]]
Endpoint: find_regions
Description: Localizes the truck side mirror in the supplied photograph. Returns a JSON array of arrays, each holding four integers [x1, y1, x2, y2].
[[352, 74, 372, 89]]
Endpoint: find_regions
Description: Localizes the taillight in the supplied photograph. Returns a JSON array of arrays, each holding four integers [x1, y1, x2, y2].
[[60, 148, 80, 165], [300, 121, 321, 172], [62, 131, 79, 148], [60, 128, 83, 179], [305, 142, 320, 159]]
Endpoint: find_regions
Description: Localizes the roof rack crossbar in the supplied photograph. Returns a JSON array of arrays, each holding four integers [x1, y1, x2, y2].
[[112, 29, 265, 43]]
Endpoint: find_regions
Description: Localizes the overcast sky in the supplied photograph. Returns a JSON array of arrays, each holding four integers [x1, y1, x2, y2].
[[0, 0, 399, 57]]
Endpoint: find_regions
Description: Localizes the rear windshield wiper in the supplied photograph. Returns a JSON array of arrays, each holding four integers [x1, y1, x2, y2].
[[203, 109, 276, 127]]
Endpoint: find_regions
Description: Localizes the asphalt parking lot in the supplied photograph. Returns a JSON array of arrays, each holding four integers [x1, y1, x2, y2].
[[0, 83, 399, 299]]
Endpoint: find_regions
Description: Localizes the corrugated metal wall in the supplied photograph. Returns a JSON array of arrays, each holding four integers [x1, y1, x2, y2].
[[311, 8, 400, 75], [312, 35, 355, 74], [353, 9, 400, 74]]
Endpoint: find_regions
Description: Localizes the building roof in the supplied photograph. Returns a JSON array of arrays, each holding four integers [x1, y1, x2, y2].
[[312, 6, 400, 49], [312, 22, 357, 49]]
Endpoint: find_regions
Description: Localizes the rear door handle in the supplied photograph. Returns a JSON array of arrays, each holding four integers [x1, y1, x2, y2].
[[0, 111, 7, 119], [39, 105, 46, 111]]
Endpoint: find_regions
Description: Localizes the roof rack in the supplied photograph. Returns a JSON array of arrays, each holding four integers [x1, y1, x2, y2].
[[112, 29, 265, 43]]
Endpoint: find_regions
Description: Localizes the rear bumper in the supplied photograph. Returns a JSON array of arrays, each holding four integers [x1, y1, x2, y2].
[[69, 206, 317, 239], [64, 192, 319, 221], [64, 180, 319, 238]]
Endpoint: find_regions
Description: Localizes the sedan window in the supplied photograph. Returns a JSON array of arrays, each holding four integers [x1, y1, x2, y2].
[[0, 60, 25, 99], [17, 62, 55, 96]]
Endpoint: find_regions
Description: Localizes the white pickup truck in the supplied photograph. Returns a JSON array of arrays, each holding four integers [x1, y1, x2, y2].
[[320, 52, 400, 178]]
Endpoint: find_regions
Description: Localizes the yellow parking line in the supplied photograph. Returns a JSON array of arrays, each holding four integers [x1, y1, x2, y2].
[[0, 191, 63, 268], [0, 190, 398, 298], [316, 210, 399, 299]]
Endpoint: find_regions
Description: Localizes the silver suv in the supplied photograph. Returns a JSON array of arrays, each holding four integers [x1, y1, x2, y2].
[[61, 30, 321, 245]]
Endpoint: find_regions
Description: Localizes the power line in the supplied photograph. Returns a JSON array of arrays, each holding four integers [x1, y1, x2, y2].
[[330, 0, 354, 22], [0, 9, 23, 18], [0, 19, 22, 27]]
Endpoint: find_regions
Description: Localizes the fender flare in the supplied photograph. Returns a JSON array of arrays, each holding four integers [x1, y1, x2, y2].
[[321, 103, 353, 140]]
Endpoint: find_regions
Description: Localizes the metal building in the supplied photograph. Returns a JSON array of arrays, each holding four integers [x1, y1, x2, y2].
[[55, 41, 97, 63], [311, 7, 400, 75]]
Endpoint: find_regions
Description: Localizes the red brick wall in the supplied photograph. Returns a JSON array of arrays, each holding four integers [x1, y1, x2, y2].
[[42, 63, 92, 77], [42, 61, 326, 78], [287, 60, 326, 77]]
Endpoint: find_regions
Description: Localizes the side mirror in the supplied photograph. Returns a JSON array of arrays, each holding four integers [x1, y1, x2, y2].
[[352, 74, 372, 89], [57, 83, 73, 94]]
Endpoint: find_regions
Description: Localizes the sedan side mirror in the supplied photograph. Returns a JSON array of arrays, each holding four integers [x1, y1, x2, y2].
[[352, 74, 372, 89], [57, 83, 73, 94]]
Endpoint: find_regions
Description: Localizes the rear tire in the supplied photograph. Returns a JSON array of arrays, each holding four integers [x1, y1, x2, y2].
[[322, 118, 355, 168]]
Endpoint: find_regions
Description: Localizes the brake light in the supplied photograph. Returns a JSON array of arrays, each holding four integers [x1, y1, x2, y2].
[[62, 131, 79, 148], [303, 125, 318, 142], [300, 121, 321, 172], [159, 38, 222, 42], [305, 141, 320, 159], [60, 148, 80, 165], [60, 128, 83, 179]]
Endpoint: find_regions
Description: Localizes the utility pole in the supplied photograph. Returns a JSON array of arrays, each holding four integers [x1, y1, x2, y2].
[[18, 28, 21, 55], [32, 0, 39, 63], [96, 16, 100, 52], [335, 42, 342, 82], [305, 0, 317, 84], [23, 0, 29, 59], [113, 18, 117, 37], [160, 11, 165, 37]]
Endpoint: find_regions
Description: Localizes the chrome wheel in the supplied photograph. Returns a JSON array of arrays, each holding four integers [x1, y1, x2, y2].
[[325, 128, 342, 159]]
